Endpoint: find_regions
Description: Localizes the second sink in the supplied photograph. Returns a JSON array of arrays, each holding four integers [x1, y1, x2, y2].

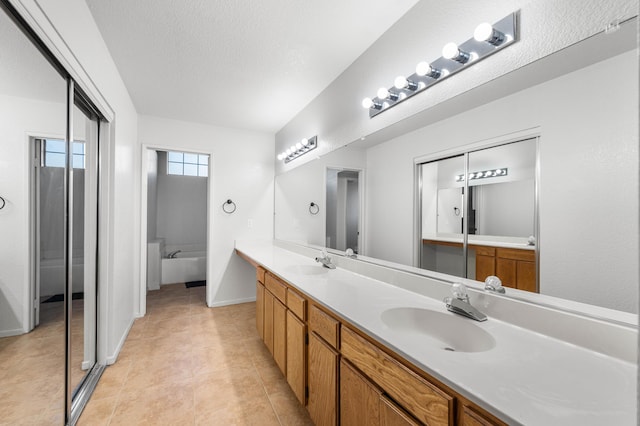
[[381, 307, 496, 353]]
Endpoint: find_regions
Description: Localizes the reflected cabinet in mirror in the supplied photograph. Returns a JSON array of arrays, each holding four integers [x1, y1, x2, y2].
[[420, 138, 537, 292], [274, 17, 638, 316]]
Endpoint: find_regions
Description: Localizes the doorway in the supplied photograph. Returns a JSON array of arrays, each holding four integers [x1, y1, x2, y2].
[[325, 168, 362, 254], [142, 147, 211, 312]]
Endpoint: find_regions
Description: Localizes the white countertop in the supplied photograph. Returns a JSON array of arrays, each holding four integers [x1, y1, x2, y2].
[[423, 233, 535, 250], [236, 240, 636, 426]]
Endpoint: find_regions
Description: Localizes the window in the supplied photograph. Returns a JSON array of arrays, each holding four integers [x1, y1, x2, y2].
[[167, 151, 209, 177], [44, 139, 85, 168]]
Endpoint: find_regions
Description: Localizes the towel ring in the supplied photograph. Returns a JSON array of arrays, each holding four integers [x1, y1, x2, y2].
[[222, 199, 236, 214], [0, 196, 5, 210], [309, 202, 319, 215]]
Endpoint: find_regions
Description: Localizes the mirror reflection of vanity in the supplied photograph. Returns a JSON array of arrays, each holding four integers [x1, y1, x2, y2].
[[420, 137, 538, 292], [274, 16, 638, 316]]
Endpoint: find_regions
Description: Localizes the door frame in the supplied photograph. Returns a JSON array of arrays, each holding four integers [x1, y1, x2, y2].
[[138, 144, 215, 316]]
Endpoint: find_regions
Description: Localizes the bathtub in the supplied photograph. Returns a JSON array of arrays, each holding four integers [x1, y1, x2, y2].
[[161, 251, 207, 285]]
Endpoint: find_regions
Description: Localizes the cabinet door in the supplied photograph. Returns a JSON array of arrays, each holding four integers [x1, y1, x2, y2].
[[380, 395, 420, 426], [475, 255, 495, 282], [264, 290, 274, 354], [256, 282, 265, 339], [516, 261, 536, 292], [308, 332, 338, 426], [495, 258, 517, 288], [340, 359, 381, 426], [273, 298, 287, 375], [286, 310, 307, 405]]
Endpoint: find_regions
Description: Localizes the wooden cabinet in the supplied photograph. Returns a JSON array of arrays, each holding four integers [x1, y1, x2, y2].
[[460, 405, 501, 426], [244, 260, 507, 426], [286, 309, 306, 405], [380, 396, 420, 426], [263, 289, 274, 354], [495, 248, 536, 292], [273, 298, 287, 375], [423, 241, 537, 293], [308, 332, 339, 426], [474, 246, 496, 282], [341, 326, 453, 426], [340, 359, 381, 426], [256, 282, 265, 339]]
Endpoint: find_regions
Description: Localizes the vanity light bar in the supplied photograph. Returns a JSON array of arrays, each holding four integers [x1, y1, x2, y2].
[[277, 135, 318, 163], [362, 12, 518, 118], [456, 168, 508, 182]]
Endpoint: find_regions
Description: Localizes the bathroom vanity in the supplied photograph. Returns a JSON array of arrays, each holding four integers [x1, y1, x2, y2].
[[235, 240, 636, 426]]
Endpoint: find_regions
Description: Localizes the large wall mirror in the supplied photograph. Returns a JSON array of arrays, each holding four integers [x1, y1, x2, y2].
[[274, 16, 638, 317]]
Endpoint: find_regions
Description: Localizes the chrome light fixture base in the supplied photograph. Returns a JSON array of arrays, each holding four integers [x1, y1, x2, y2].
[[365, 12, 519, 118]]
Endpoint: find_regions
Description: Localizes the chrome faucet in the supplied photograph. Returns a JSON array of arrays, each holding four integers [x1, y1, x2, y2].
[[484, 276, 506, 294], [167, 250, 181, 259], [444, 283, 487, 322], [315, 250, 336, 269]]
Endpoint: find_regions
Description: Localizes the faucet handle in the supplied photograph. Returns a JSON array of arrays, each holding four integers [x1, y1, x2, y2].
[[451, 282, 469, 301], [484, 276, 506, 294]]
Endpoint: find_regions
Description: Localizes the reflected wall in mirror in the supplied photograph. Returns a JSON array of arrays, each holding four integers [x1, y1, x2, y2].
[[326, 168, 362, 253], [275, 145, 366, 251], [420, 138, 538, 292], [275, 18, 638, 315]]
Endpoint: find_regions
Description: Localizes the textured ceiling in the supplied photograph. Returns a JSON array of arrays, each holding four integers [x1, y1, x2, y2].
[[85, 0, 420, 133]]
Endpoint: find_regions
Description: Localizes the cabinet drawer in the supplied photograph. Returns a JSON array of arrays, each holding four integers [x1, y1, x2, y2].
[[265, 273, 287, 304], [256, 266, 266, 284], [309, 305, 340, 349], [495, 247, 535, 262], [471, 245, 495, 257], [341, 326, 453, 426], [287, 288, 306, 321]]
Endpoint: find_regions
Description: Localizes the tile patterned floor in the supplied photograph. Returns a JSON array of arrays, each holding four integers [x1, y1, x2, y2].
[[78, 283, 313, 425], [0, 298, 88, 426]]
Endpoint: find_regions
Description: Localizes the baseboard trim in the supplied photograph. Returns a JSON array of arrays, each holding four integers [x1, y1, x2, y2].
[[105, 316, 135, 365], [208, 296, 256, 308], [0, 328, 24, 338]]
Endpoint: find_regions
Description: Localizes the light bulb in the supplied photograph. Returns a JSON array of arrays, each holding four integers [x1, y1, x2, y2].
[[301, 138, 309, 146], [362, 97, 373, 109], [285, 149, 291, 156], [442, 42, 460, 59], [277, 153, 283, 161], [394, 76, 408, 89], [377, 87, 390, 99], [474, 23, 493, 42], [415, 61, 431, 76], [443, 42, 471, 63], [474, 22, 505, 45], [295, 142, 303, 150], [290, 145, 296, 153]]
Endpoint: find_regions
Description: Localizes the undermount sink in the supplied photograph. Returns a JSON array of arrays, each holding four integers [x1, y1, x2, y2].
[[285, 264, 330, 276], [380, 307, 496, 353]]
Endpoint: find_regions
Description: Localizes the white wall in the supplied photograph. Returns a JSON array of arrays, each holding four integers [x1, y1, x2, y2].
[[146, 150, 158, 241], [138, 115, 274, 307], [274, 0, 636, 173], [366, 50, 638, 313], [274, 145, 367, 249], [155, 151, 208, 253], [0, 94, 65, 336]]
